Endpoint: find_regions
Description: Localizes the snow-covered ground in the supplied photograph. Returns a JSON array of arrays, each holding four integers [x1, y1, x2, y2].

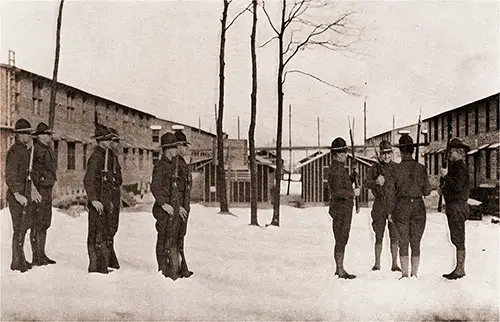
[[1, 204, 499, 321]]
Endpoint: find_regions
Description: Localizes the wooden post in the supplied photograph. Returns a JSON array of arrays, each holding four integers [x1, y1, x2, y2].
[[317, 116, 320, 147]]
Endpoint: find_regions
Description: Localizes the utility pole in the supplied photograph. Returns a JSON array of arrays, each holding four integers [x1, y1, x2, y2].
[[287, 104, 292, 195], [237, 115, 240, 140], [48, 0, 65, 129], [363, 98, 367, 155], [392, 114, 396, 143], [317, 116, 320, 147]]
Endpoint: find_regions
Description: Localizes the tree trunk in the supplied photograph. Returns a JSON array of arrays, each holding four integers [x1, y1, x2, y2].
[[217, 0, 230, 213], [48, 0, 64, 129], [269, 0, 287, 227], [249, 0, 258, 226]]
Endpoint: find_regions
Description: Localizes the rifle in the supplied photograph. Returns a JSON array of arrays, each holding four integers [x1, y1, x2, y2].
[[437, 154, 447, 212], [95, 148, 110, 272], [22, 144, 35, 217], [165, 155, 182, 280], [348, 117, 360, 214], [415, 106, 423, 163]]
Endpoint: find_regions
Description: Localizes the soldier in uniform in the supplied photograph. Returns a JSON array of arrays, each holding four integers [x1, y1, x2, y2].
[[364, 140, 400, 272], [107, 127, 122, 270], [174, 128, 194, 278], [83, 124, 121, 273], [5, 119, 41, 272], [387, 134, 431, 279], [440, 138, 470, 280], [30, 122, 57, 266], [327, 137, 360, 279], [151, 132, 187, 280]]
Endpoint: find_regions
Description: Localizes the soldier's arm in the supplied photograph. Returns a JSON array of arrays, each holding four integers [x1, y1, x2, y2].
[[151, 163, 171, 206], [385, 168, 397, 213], [420, 164, 432, 196], [83, 153, 100, 201], [115, 156, 123, 186], [363, 164, 378, 190], [5, 148, 25, 194], [442, 164, 468, 193]]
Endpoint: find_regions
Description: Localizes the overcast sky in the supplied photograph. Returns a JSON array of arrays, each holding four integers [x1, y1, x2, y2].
[[1, 0, 498, 147]]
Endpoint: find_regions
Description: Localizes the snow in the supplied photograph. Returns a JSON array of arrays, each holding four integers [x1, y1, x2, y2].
[[1, 204, 499, 321]]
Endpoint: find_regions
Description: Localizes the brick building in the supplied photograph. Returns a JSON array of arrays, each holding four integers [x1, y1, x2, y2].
[[424, 93, 499, 189], [0, 63, 215, 207]]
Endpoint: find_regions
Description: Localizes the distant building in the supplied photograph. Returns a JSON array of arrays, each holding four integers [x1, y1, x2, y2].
[[0, 63, 215, 207]]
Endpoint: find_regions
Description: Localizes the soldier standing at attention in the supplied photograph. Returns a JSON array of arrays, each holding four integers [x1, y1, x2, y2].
[[151, 132, 187, 280], [5, 119, 41, 272], [364, 140, 400, 272], [387, 134, 431, 279], [30, 122, 57, 266], [327, 137, 360, 279], [83, 124, 119, 273], [440, 138, 470, 280], [174, 127, 194, 278]]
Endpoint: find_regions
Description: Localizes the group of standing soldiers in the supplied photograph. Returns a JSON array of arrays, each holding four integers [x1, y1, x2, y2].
[[327, 133, 470, 280], [6, 118, 193, 280]]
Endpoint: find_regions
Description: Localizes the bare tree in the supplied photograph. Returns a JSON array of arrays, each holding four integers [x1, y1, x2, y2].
[[249, 0, 259, 225], [48, 0, 64, 129], [216, 0, 249, 214], [262, 0, 360, 226]]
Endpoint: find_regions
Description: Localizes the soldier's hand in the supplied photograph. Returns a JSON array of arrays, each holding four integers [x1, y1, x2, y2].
[[31, 185, 42, 203], [91, 200, 104, 214], [14, 192, 28, 206], [375, 175, 385, 186], [354, 188, 361, 197], [388, 213, 393, 223], [161, 204, 174, 215], [440, 168, 448, 177], [437, 187, 442, 195], [179, 207, 188, 221]]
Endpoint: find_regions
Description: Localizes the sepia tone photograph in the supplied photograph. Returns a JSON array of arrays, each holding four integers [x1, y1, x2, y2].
[[0, 0, 499, 321]]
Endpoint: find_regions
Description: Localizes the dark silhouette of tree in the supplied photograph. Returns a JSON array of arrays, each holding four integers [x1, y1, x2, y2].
[[48, 0, 64, 129]]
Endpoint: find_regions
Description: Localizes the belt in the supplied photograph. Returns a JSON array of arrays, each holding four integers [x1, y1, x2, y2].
[[398, 197, 421, 203]]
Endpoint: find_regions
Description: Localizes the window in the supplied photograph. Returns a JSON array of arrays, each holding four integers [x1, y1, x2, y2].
[[433, 119, 438, 142], [474, 104, 479, 134], [32, 80, 43, 115], [465, 107, 469, 136], [455, 111, 460, 137], [486, 149, 491, 179], [83, 144, 88, 170], [152, 129, 160, 143], [447, 113, 452, 140], [123, 148, 129, 169], [433, 154, 438, 175], [66, 92, 75, 121], [486, 100, 490, 132], [152, 151, 160, 163], [82, 97, 87, 122], [53, 140, 59, 167], [139, 149, 144, 169], [441, 116, 445, 140], [67, 142, 76, 170]]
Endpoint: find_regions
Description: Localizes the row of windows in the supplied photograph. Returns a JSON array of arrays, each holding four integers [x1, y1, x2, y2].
[[425, 149, 499, 181], [429, 100, 499, 142]]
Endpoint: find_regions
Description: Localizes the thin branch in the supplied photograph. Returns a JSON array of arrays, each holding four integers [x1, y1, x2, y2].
[[285, 0, 308, 29], [260, 35, 279, 48], [286, 70, 360, 96], [261, 1, 279, 35], [226, 3, 252, 30]]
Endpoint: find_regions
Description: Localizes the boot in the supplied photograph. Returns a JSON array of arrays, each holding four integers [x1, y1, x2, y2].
[[179, 251, 193, 278], [443, 250, 466, 280], [411, 256, 420, 278], [107, 240, 120, 269], [372, 244, 382, 271], [399, 256, 409, 279], [335, 252, 356, 279], [30, 230, 41, 266], [11, 232, 31, 273], [88, 242, 108, 274], [38, 230, 56, 265], [390, 243, 401, 271]]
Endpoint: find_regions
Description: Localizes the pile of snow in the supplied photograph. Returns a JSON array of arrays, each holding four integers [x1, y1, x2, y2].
[[1, 205, 498, 321]]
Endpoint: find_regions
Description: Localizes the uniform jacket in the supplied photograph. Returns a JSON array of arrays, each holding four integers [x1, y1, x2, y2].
[[83, 146, 122, 202], [386, 154, 431, 212], [442, 159, 470, 204], [5, 141, 30, 196], [364, 160, 396, 201], [327, 159, 354, 201], [151, 154, 176, 207], [32, 139, 57, 188]]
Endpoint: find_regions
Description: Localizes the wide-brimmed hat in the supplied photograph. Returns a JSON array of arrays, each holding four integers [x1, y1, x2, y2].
[[14, 119, 32, 133], [447, 138, 469, 152], [160, 132, 178, 148], [397, 134, 414, 153], [174, 130, 190, 146], [379, 140, 392, 153], [107, 127, 120, 141], [330, 137, 349, 152], [33, 122, 53, 135], [92, 123, 112, 141]]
